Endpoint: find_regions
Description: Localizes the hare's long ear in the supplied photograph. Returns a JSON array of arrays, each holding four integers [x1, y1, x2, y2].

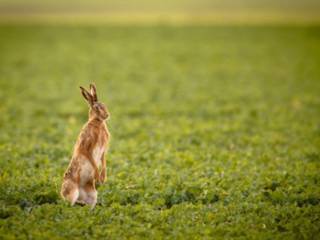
[[90, 83, 98, 102], [80, 86, 93, 106]]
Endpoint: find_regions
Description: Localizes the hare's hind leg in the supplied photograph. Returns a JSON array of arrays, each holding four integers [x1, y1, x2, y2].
[[80, 180, 97, 208], [61, 180, 79, 206]]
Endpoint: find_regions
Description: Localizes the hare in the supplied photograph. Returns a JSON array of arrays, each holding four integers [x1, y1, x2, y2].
[[61, 83, 110, 208]]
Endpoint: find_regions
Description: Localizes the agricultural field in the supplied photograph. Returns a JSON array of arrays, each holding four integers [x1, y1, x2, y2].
[[0, 24, 320, 239]]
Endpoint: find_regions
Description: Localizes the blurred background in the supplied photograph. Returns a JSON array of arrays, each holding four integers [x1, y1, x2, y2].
[[0, 0, 320, 24]]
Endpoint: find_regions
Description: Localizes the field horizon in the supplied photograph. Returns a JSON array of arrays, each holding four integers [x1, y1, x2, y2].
[[1, 0, 320, 24]]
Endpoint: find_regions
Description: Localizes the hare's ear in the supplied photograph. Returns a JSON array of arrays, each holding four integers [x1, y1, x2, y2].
[[90, 83, 98, 102], [80, 86, 93, 106]]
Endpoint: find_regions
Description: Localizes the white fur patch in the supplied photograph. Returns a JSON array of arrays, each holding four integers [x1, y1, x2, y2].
[[80, 160, 93, 185], [92, 145, 104, 167], [79, 145, 105, 186]]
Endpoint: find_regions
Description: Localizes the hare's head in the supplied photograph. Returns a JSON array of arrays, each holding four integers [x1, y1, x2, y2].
[[80, 84, 110, 121]]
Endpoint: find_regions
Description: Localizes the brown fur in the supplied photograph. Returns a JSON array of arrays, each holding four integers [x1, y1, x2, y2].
[[61, 84, 110, 208]]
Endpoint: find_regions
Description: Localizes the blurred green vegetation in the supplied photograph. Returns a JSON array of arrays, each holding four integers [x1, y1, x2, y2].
[[0, 25, 319, 239]]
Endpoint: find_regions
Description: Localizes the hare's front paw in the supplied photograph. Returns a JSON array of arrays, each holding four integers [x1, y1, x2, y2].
[[94, 170, 100, 182], [99, 170, 106, 184]]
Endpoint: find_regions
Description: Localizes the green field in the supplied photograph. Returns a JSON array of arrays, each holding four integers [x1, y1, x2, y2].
[[0, 25, 320, 239]]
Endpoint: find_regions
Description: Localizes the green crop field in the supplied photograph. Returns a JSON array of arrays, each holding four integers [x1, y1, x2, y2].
[[0, 21, 320, 240]]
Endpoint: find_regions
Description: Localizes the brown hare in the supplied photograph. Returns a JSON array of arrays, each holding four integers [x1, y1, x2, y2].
[[61, 83, 110, 208]]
